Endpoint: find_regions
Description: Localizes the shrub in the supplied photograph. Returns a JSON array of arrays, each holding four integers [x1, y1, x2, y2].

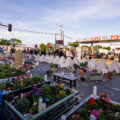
[[15, 98, 30, 113]]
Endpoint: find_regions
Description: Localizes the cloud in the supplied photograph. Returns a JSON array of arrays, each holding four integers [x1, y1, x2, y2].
[[42, 0, 120, 25]]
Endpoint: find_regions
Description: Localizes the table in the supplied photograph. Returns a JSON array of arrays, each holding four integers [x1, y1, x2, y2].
[[53, 73, 79, 88]]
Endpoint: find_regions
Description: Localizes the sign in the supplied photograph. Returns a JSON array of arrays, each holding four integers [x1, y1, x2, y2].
[[78, 34, 120, 42], [14, 51, 23, 69]]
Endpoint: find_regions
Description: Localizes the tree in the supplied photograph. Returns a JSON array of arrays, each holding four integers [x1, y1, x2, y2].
[[67, 42, 79, 47], [10, 38, 22, 45], [0, 38, 22, 45], [103, 47, 111, 50], [82, 45, 91, 50], [93, 45, 102, 51], [0, 38, 10, 45], [40, 43, 47, 51]]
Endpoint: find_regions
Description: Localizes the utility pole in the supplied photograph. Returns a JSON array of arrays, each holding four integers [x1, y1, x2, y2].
[[59, 25, 64, 40]]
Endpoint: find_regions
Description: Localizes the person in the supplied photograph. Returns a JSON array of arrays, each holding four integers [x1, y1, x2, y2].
[[119, 53, 120, 63], [93, 52, 96, 58], [30, 49, 33, 54], [23, 49, 26, 54]]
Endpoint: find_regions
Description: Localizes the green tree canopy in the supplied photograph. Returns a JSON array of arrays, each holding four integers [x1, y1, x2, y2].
[[0, 38, 10, 45], [11, 38, 22, 45], [0, 38, 22, 45], [81, 45, 91, 50], [93, 45, 102, 51], [103, 47, 111, 50], [67, 42, 79, 47], [40, 43, 47, 51]]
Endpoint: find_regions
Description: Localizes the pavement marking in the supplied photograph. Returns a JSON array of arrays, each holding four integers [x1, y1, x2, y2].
[[112, 88, 120, 91]]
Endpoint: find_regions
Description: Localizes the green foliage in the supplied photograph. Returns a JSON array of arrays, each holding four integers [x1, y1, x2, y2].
[[40, 84, 52, 98], [0, 38, 22, 45], [31, 76, 43, 83], [93, 45, 102, 51], [80, 62, 88, 67], [23, 78, 33, 86], [103, 47, 111, 50], [59, 90, 66, 96], [70, 98, 120, 120], [67, 42, 79, 47], [0, 38, 10, 45], [0, 83, 6, 90], [15, 98, 30, 113], [50, 64, 58, 68], [0, 64, 25, 79], [10, 38, 22, 45], [13, 80, 21, 89], [39, 43, 47, 51], [32, 104, 38, 114]]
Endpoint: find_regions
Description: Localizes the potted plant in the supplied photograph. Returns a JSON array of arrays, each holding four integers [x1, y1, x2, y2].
[[14, 98, 30, 113]]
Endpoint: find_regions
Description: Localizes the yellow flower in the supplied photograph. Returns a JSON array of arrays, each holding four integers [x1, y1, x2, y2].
[[59, 83, 64, 89], [114, 104, 120, 106], [80, 70, 84, 74]]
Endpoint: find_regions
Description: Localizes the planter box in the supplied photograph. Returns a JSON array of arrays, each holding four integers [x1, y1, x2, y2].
[[0, 73, 26, 84], [62, 95, 120, 120], [4, 89, 78, 120], [89, 74, 104, 81], [0, 81, 50, 120]]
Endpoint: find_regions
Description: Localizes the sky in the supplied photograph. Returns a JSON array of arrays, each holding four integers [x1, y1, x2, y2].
[[0, 0, 120, 47]]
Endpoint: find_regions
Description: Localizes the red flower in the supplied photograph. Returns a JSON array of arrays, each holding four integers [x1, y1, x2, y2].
[[89, 98, 95, 105]]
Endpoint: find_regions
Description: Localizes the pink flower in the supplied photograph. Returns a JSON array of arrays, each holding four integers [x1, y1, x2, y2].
[[19, 79, 23, 83], [91, 109, 99, 119], [99, 108, 103, 113], [106, 98, 110, 103]]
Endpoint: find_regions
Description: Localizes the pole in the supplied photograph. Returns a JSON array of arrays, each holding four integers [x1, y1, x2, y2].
[[55, 33, 56, 50], [59, 25, 64, 40]]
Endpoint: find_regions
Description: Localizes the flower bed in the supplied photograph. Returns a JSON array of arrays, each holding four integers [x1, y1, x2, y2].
[[67, 93, 120, 120], [0, 76, 44, 93], [0, 64, 25, 79], [0, 76, 49, 120], [4, 84, 78, 120]]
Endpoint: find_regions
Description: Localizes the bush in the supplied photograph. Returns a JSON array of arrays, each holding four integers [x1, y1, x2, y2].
[[15, 98, 30, 113], [40, 84, 52, 98]]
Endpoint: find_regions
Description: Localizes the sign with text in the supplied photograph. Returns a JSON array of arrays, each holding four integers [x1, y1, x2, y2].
[[78, 35, 120, 42]]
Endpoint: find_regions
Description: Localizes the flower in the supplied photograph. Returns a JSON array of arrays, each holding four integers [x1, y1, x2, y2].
[[100, 93, 110, 103], [72, 114, 79, 120], [89, 98, 95, 105], [91, 109, 99, 119], [99, 108, 103, 113], [59, 83, 64, 89]]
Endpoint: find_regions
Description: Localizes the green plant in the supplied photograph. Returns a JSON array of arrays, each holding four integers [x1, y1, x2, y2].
[[80, 62, 88, 67], [59, 90, 66, 96], [13, 80, 21, 89], [0, 83, 6, 90], [14, 98, 30, 113], [32, 104, 38, 114], [32, 76, 43, 83], [23, 78, 33, 86], [40, 84, 52, 98]]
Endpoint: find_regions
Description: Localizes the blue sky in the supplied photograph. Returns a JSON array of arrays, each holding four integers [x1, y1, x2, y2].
[[0, 0, 120, 47]]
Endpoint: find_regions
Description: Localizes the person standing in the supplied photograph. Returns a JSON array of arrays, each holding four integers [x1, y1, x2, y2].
[[119, 53, 120, 63]]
